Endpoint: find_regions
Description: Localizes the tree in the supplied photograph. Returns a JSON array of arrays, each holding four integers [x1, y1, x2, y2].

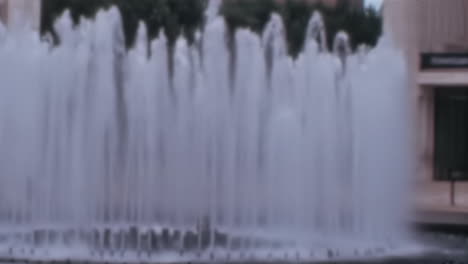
[[220, 0, 382, 57], [41, 0, 207, 47], [220, 0, 276, 34], [41, 0, 382, 56]]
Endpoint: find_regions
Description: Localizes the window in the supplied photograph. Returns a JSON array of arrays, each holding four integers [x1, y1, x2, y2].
[[434, 88, 468, 181]]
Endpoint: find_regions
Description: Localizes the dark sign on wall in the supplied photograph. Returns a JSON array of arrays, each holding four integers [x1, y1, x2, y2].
[[421, 53, 468, 70]]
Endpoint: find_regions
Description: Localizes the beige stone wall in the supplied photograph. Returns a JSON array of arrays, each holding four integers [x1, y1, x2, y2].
[[417, 0, 468, 52], [385, 0, 468, 53], [5, 0, 41, 30]]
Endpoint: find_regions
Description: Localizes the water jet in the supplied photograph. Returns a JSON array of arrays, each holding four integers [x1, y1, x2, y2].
[[0, 1, 416, 263]]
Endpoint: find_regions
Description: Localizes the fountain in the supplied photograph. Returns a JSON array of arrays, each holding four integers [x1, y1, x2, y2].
[[0, 2, 417, 263]]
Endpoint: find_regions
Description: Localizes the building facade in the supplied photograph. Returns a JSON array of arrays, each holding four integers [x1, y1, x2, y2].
[[0, 0, 41, 30], [385, 0, 468, 210]]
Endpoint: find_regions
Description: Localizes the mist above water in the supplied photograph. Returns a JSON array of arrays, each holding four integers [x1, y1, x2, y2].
[[0, 3, 415, 262]]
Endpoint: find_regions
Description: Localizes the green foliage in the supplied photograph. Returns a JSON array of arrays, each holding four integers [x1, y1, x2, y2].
[[220, 0, 382, 57], [220, 0, 276, 34], [41, 0, 382, 56], [41, 0, 207, 47], [275, 0, 315, 57]]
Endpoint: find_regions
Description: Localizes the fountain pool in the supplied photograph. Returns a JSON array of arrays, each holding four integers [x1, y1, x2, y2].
[[0, 2, 423, 263]]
